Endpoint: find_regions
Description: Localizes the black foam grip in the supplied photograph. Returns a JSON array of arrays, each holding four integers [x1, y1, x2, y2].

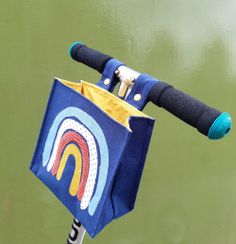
[[70, 43, 112, 73], [149, 82, 221, 136]]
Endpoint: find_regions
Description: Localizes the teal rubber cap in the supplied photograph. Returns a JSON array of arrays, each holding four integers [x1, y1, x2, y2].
[[208, 112, 232, 140], [69, 41, 83, 58]]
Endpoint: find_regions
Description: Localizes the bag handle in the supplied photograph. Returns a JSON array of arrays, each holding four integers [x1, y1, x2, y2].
[[96, 59, 157, 110], [124, 74, 159, 110], [96, 58, 125, 92]]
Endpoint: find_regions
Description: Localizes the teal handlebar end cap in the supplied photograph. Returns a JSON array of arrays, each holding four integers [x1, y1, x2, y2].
[[208, 112, 232, 140], [69, 41, 84, 58]]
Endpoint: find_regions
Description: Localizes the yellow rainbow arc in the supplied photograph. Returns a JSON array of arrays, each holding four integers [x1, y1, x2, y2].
[[56, 144, 82, 196]]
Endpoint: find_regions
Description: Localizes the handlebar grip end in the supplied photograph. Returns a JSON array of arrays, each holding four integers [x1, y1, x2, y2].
[[69, 41, 84, 59], [208, 112, 232, 140]]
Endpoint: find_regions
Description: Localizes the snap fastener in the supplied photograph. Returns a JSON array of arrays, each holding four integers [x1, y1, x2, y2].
[[104, 78, 110, 85], [134, 94, 141, 101]]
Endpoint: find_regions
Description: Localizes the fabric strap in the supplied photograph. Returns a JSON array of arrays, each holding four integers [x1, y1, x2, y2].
[[125, 74, 159, 110], [96, 58, 124, 92], [97, 59, 159, 111]]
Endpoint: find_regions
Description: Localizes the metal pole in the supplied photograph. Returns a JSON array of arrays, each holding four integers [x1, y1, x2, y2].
[[67, 219, 86, 244]]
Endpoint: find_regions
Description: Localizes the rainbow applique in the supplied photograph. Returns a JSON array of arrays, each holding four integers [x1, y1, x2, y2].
[[42, 107, 109, 216]]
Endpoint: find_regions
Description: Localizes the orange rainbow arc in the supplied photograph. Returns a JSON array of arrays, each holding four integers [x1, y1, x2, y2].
[[51, 130, 90, 200]]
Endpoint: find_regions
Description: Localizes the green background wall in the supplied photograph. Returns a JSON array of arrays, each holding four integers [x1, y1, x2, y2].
[[0, 1, 235, 243]]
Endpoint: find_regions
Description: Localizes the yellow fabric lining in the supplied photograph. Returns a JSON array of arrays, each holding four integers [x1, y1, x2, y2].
[[58, 78, 149, 129]]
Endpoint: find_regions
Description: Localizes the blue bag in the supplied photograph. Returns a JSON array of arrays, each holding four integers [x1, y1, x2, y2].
[[30, 59, 158, 237]]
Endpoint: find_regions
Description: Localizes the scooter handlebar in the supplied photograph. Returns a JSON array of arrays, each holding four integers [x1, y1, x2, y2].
[[69, 42, 232, 139]]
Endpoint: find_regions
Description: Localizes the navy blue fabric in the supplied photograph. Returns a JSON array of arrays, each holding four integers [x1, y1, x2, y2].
[[111, 117, 154, 218], [125, 74, 160, 110], [96, 58, 124, 92], [30, 79, 155, 238]]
